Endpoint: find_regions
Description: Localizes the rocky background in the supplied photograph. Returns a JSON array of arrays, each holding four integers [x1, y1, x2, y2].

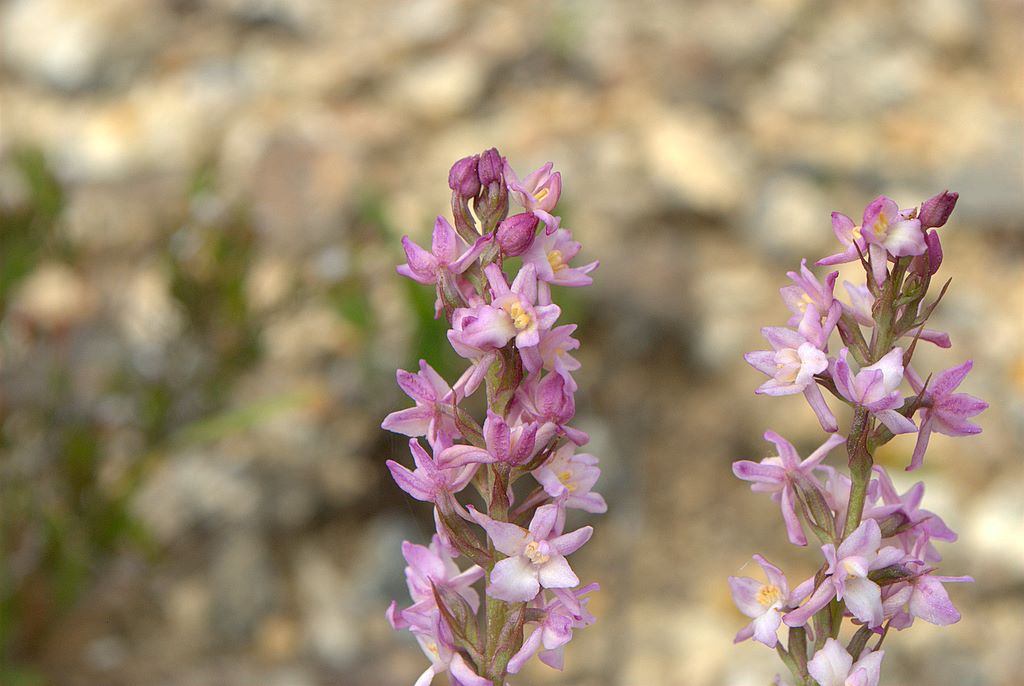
[[0, 1, 1021, 685]]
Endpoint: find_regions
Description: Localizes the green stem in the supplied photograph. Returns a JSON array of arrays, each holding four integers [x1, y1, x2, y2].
[[843, 408, 872, 538]]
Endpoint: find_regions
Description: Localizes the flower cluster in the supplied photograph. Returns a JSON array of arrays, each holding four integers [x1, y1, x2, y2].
[[383, 149, 603, 685], [731, 192, 985, 684]]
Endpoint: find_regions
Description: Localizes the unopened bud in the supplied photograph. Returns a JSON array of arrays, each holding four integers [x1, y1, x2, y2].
[[910, 229, 943, 277], [448, 154, 481, 198], [919, 190, 958, 229], [496, 212, 539, 256], [478, 148, 504, 187]]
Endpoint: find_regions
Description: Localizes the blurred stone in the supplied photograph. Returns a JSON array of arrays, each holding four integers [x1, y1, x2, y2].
[[62, 179, 184, 253], [165, 577, 212, 652], [642, 109, 751, 214], [212, 0, 328, 32], [133, 452, 261, 543], [1, 0, 166, 90], [745, 173, 830, 257], [256, 614, 300, 663], [211, 528, 277, 644], [246, 255, 295, 313], [381, 0, 462, 46], [84, 635, 128, 672], [383, 50, 488, 122], [965, 474, 1024, 575], [112, 264, 185, 353], [263, 304, 349, 365], [9, 262, 98, 333], [295, 544, 358, 667]]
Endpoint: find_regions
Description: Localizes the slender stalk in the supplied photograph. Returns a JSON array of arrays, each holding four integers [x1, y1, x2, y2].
[[843, 407, 872, 538]]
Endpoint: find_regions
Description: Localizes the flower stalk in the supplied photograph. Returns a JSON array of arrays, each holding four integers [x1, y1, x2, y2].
[[383, 150, 603, 685], [732, 191, 985, 685]]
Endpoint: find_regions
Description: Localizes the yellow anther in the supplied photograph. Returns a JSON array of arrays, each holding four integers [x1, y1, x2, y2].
[[547, 249, 567, 273], [798, 293, 814, 312], [534, 187, 550, 203], [508, 302, 532, 331], [558, 470, 577, 492], [524, 541, 550, 565], [851, 225, 863, 241], [757, 584, 783, 608]]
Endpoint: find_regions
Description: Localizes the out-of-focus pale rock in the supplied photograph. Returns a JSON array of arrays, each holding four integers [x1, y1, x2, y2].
[[113, 265, 185, 352], [965, 475, 1024, 574], [263, 305, 348, 364], [1, 0, 166, 90], [643, 110, 750, 214], [384, 50, 488, 122], [133, 452, 261, 543], [9, 262, 97, 332], [746, 174, 830, 257]]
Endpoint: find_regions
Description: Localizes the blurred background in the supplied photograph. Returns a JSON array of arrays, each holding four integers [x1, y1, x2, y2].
[[0, 1, 1021, 684]]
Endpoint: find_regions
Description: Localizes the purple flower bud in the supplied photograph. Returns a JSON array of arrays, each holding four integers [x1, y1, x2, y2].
[[478, 148, 504, 187], [497, 212, 540, 256], [909, 230, 942, 277], [448, 154, 481, 198], [918, 190, 958, 229]]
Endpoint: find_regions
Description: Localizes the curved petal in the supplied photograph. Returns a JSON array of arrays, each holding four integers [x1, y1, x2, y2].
[[381, 407, 433, 437], [751, 608, 782, 647], [873, 409, 917, 435], [538, 554, 579, 589], [842, 576, 883, 627], [807, 638, 854, 686], [550, 526, 593, 556], [909, 576, 961, 625], [438, 444, 495, 468], [467, 507, 529, 556], [450, 654, 492, 686], [489, 555, 540, 602]]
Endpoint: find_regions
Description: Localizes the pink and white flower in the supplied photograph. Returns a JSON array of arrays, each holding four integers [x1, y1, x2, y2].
[[468, 503, 592, 603]]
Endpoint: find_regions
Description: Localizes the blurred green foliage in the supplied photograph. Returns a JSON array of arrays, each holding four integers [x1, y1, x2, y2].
[[0, 153, 272, 672]]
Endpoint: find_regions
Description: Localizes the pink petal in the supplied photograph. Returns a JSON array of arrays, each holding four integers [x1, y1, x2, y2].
[[380, 407, 432, 436], [538, 554, 579, 589], [438, 444, 495, 468], [550, 526, 593, 556], [489, 555, 540, 602], [528, 504, 560, 540], [842, 576, 883, 627], [909, 576, 961, 625], [873, 409, 917, 435], [467, 507, 528, 556], [807, 638, 854, 686], [386, 460, 433, 502], [450, 654, 492, 686], [729, 575, 767, 618]]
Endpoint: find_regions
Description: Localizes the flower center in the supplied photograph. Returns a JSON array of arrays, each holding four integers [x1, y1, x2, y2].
[[798, 292, 814, 313], [534, 187, 550, 203], [524, 540, 551, 565], [841, 559, 862, 579], [508, 301, 533, 331], [872, 211, 889, 238], [558, 469, 577, 492], [851, 225, 863, 241], [547, 249, 567, 272], [774, 349, 801, 383], [757, 584, 782, 608]]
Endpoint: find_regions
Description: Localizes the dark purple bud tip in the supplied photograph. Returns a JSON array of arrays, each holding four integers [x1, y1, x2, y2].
[[919, 190, 958, 229], [448, 154, 481, 197], [496, 212, 539, 256], [923, 229, 943, 274], [478, 148, 504, 187]]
